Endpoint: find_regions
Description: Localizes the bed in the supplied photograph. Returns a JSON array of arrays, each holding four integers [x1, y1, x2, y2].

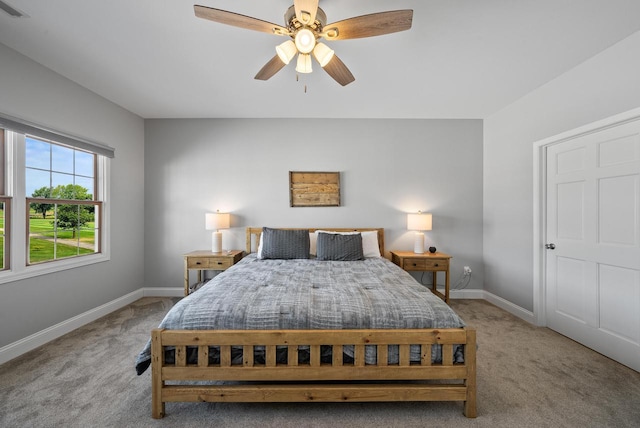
[[137, 227, 477, 419]]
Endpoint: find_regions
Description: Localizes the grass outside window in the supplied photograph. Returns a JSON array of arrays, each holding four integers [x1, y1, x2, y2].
[[27, 203, 99, 264]]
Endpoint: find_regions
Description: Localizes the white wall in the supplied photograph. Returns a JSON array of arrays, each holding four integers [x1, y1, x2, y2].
[[0, 43, 145, 347], [144, 118, 483, 291], [483, 30, 640, 312]]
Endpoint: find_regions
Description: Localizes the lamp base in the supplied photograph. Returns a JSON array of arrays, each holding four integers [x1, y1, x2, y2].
[[413, 232, 425, 254], [212, 231, 222, 253]]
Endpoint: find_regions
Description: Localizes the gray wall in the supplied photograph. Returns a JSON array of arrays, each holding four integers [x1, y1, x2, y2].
[[144, 118, 483, 290], [0, 43, 145, 347], [483, 30, 640, 312]]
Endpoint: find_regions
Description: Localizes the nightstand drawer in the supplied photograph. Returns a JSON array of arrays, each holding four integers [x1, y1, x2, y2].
[[187, 257, 233, 269], [403, 258, 449, 271]]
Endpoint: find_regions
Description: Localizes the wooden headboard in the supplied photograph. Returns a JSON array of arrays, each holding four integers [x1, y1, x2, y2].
[[246, 227, 385, 256]]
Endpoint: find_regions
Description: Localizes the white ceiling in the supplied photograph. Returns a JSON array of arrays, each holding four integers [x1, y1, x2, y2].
[[1, 0, 640, 119]]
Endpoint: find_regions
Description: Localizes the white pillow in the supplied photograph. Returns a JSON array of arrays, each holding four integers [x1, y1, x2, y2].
[[309, 232, 317, 256], [361, 231, 382, 257], [257, 232, 264, 258], [313, 230, 381, 258]]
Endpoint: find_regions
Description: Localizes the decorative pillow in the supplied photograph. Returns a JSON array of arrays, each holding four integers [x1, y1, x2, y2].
[[360, 231, 381, 258], [313, 230, 381, 257], [309, 232, 317, 256], [259, 227, 310, 259], [316, 232, 364, 261]]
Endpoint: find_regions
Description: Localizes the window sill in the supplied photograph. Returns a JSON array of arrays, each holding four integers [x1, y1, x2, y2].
[[0, 253, 110, 285]]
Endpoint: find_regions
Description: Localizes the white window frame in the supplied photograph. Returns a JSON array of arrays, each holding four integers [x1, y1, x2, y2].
[[0, 131, 111, 284]]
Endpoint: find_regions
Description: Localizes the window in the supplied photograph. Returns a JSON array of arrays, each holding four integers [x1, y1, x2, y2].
[[0, 128, 9, 271], [25, 137, 101, 264], [0, 198, 8, 270], [0, 114, 113, 283]]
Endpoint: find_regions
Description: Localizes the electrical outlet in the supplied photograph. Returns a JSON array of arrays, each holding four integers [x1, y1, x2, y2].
[[463, 266, 472, 276]]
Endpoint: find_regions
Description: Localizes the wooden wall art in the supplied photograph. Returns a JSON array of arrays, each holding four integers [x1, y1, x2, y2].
[[289, 171, 340, 207]]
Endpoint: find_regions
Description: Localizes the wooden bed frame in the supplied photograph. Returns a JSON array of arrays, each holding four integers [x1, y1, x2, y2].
[[151, 228, 477, 418]]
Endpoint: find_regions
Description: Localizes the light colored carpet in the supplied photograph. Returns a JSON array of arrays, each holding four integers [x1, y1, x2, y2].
[[1, 298, 639, 427]]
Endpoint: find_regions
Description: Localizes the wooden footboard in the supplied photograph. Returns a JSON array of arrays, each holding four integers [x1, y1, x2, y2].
[[151, 327, 477, 419]]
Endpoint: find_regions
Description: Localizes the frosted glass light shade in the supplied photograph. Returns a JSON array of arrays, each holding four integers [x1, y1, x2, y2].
[[294, 28, 316, 54], [276, 40, 297, 64], [296, 53, 313, 73], [407, 212, 432, 231], [313, 42, 334, 67]]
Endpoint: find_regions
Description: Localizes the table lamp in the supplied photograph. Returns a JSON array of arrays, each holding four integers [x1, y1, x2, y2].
[[205, 211, 230, 253], [407, 211, 432, 254]]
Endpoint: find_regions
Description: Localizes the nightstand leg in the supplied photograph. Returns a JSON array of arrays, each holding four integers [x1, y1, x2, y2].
[[445, 270, 450, 303], [184, 260, 189, 296], [432, 272, 437, 294]]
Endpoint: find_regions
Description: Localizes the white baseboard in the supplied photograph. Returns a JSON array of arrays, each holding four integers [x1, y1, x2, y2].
[[142, 287, 183, 297], [445, 288, 485, 299], [481, 290, 536, 324], [446, 288, 536, 324], [0, 286, 535, 366], [0, 289, 143, 365]]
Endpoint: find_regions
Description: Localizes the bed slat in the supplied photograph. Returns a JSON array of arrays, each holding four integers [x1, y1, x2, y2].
[[288, 345, 298, 366], [198, 345, 208, 367], [243, 345, 254, 367], [333, 345, 343, 366], [176, 346, 186, 367], [355, 345, 365, 367], [442, 344, 453, 366], [162, 384, 468, 403], [310, 345, 321, 367], [399, 345, 410, 366], [421, 344, 432, 366], [266, 345, 277, 367], [220, 345, 231, 367], [160, 329, 467, 345], [378, 345, 388, 366]]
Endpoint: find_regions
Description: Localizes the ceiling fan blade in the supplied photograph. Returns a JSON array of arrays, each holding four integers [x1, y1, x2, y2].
[[323, 10, 413, 40], [194, 5, 288, 35], [322, 54, 355, 86], [254, 55, 287, 81], [294, 0, 319, 25]]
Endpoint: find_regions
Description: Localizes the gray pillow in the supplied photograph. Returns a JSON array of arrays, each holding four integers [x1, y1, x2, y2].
[[316, 232, 364, 261], [261, 227, 310, 259]]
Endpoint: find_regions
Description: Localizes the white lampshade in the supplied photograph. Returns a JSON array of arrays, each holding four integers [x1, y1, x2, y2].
[[407, 212, 433, 254], [296, 53, 313, 73], [407, 212, 432, 231], [276, 40, 297, 64], [205, 212, 230, 253], [294, 28, 316, 54], [313, 42, 334, 67], [205, 212, 230, 231]]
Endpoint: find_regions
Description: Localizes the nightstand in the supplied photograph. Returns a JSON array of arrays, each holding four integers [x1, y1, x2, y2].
[[390, 250, 452, 303], [183, 250, 243, 295]]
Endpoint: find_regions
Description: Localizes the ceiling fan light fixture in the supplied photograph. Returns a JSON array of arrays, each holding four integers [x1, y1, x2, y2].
[[294, 28, 316, 54], [313, 43, 334, 67], [276, 40, 297, 64], [295, 53, 313, 73]]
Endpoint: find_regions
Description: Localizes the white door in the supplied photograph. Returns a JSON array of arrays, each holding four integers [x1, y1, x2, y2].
[[546, 119, 640, 372]]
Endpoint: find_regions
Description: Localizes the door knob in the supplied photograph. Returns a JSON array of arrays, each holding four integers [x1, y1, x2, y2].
[[545, 243, 556, 250]]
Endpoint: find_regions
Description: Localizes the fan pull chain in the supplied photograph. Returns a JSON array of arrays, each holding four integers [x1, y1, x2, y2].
[[295, 74, 308, 94]]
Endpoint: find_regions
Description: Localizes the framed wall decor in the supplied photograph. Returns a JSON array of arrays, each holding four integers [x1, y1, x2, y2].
[[289, 171, 340, 207]]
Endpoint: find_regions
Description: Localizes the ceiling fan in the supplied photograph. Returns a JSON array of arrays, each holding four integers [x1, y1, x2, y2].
[[194, 1, 413, 86]]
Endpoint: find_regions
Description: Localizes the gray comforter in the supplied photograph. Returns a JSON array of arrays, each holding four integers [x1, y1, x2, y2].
[[135, 254, 466, 374]]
